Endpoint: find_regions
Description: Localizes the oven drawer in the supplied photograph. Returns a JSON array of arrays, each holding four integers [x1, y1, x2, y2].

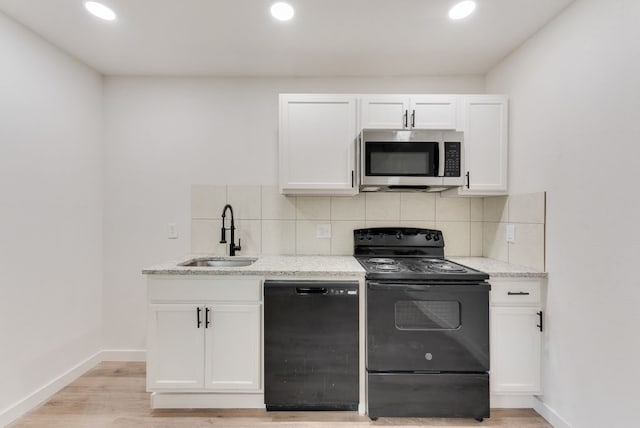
[[367, 372, 489, 419], [490, 278, 541, 306]]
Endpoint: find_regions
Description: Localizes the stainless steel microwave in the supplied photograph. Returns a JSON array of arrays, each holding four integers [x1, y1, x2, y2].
[[359, 129, 464, 191]]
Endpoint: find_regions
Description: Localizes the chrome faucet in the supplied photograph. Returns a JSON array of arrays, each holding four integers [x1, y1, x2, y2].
[[220, 204, 241, 256]]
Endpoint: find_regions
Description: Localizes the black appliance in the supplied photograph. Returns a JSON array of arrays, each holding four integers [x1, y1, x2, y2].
[[264, 280, 359, 411], [355, 227, 490, 421]]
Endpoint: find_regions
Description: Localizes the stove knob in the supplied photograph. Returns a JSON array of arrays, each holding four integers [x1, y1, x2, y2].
[[433, 233, 440, 241], [395, 232, 402, 240], [425, 233, 432, 240]]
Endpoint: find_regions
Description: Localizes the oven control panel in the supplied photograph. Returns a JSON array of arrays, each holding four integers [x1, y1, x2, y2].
[[354, 227, 443, 248]]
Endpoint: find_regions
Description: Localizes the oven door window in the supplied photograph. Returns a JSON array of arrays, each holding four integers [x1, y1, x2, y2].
[[395, 300, 460, 330], [365, 142, 438, 176]]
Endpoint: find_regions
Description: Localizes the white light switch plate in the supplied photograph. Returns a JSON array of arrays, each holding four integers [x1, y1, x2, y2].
[[168, 222, 178, 239], [316, 223, 332, 239], [506, 224, 515, 243]]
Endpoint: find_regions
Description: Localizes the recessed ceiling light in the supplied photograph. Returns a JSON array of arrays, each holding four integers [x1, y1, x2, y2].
[[449, 1, 476, 20], [270, 2, 295, 21], [84, 1, 117, 21]]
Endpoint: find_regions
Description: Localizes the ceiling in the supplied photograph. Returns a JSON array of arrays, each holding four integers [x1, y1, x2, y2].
[[0, 0, 575, 76]]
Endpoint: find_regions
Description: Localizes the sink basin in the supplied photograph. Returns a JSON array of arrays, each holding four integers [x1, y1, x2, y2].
[[181, 257, 257, 268]]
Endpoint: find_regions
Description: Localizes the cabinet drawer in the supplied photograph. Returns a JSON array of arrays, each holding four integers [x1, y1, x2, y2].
[[148, 277, 262, 302], [490, 278, 541, 306]]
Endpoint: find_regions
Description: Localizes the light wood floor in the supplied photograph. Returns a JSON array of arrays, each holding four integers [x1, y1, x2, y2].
[[11, 362, 551, 427]]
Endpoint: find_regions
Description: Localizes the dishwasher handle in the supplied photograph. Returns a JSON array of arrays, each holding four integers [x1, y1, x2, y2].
[[296, 287, 328, 295]]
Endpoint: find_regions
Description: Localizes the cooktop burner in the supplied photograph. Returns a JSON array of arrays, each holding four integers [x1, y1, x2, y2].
[[374, 264, 400, 272], [368, 258, 396, 264]]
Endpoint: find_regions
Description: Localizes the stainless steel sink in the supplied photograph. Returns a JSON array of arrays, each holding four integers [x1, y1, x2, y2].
[[180, 257, 257, 268]]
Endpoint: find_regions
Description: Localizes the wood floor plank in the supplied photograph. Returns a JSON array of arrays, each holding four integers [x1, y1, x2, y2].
[[10, 362, 551, 427]]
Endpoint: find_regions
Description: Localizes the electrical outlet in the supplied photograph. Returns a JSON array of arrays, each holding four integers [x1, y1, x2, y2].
[[506, 224, 515, 243], [316, 223, 332, 239], [168, 222, 178, 239]]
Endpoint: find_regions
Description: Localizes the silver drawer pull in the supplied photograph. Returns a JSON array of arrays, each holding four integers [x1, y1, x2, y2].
[[507, 291, 530, 296]]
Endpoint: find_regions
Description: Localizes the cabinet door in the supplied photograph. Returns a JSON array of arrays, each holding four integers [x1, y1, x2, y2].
[[410, 95, 459, 130], [147, 304, 205, 390], [360, 95, 409, 129], [279, 94, 358, 195], [490, 306, 541, 394], [204, 304, 262, 391], [458, 95, 509, 195]]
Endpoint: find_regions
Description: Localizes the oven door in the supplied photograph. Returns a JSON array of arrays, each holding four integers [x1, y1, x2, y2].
[[367, 281, 489, 372]]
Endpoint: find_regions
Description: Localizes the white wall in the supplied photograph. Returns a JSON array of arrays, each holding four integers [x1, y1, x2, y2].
[[102, 76, 485, 349], [486, 0, 640, 426], [0, 11, 103, 425]]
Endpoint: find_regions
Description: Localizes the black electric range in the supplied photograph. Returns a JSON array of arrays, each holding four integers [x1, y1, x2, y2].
[[355, 227, 490, 422]]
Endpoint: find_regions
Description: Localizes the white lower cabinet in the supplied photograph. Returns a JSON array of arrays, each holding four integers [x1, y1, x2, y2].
[[491, 306, 542, 394], [490, 277, 544, 396], [147, 304, 206, 390], [204, 304, 261, 391], [146, 276, 263, 405]]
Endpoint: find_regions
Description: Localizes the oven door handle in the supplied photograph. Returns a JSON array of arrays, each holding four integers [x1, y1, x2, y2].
[[367, 282, 489, 291], [368, 282, 441, 291], [296, 287, 328, 295]]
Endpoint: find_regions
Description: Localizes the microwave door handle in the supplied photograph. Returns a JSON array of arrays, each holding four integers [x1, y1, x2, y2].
[[437, 141, 444, 177]]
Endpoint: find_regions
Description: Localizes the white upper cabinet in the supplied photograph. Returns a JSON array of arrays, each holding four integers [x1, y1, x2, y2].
[[410, 95, 460, 130], [449, 95, 509, 196], [279, 93, 508, 196], [360, 95, 459, 130], [279, 94, 358, 196], [360, 95, 409, 129]]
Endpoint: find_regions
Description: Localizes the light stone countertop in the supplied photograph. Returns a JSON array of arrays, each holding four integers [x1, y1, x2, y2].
[[449, 257, 547, 278], [142, 255, 365, 277], [143, 255, 545, 278]]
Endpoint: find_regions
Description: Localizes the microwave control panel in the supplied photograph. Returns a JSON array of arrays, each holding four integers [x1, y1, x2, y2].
[[444, 142, 461, 177]]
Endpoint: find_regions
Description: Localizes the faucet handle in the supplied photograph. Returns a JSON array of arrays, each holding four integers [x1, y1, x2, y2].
[[236, 238, 242, 251]]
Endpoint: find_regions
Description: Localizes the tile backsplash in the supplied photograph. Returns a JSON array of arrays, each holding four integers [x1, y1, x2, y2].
[[191, 186, 488, 258], [482, 192, 546, 271], [191, 185, 546, 270]]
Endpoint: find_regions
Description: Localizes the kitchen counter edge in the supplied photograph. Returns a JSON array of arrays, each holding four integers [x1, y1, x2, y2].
[[142, 255, 545, 278], [449, 257, 547, 278], [142, 255, 365, 277]]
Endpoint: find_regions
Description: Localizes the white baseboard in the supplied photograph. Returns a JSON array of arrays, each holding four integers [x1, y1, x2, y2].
[[0, 351, 102, 428], [491, 394, 536, 408], [0, 349, 147, 427], [533, 396, 571, 428], [100, 349, 146, 362]]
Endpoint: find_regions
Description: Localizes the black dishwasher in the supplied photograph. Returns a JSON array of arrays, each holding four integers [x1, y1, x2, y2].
[[264, 280, 359, 411]]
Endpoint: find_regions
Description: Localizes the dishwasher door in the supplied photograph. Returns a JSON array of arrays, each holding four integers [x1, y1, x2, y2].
[[264, 280, 359, 411]]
